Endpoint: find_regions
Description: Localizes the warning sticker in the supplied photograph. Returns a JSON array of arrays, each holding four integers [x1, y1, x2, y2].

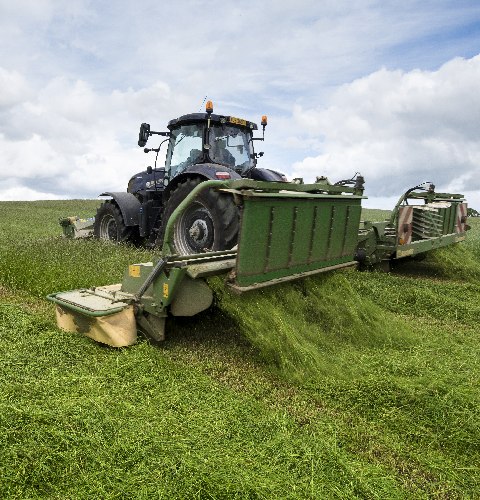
[[397, 248, 414, 258], [129, 265, 141, 277], [163, 284, 168, 298]]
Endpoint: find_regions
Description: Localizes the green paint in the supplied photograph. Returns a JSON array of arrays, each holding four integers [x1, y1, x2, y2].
[[236, 196, 362, 285]]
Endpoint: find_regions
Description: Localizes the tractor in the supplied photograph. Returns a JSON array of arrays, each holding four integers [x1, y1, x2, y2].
[[93, 101, 287, 254]]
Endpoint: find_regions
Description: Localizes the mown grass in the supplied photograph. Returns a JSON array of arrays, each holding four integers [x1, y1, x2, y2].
[[0, 202, 479, 498], [208, 272, 416, 382]]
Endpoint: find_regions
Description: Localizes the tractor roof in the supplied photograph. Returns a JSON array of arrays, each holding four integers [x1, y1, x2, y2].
[[168, 113, 258, 131]]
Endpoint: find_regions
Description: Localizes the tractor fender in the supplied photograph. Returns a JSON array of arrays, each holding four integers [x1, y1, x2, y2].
[[250, 168, 285, 182], [99, 192, 141, 227], [163, 164, 241, 202]]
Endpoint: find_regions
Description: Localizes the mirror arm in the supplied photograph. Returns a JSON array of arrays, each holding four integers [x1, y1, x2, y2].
[[149, 131, 170, 137]]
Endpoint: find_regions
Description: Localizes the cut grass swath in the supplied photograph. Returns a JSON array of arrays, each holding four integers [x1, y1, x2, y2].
[[208, 271, 416, 383]]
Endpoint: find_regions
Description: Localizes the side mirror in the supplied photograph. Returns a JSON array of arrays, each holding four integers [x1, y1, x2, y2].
[[138, 123, 150, 147]]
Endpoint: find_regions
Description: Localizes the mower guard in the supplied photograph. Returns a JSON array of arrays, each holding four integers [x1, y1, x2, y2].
[[48, 286, 137, 346]]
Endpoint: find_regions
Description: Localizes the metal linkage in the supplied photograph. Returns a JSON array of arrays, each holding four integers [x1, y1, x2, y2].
[[134, 255, 171, 301]]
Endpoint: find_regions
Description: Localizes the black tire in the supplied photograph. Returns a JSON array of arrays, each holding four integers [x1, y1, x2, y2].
[[94, 200, 132, 242], [156, 177, 239, 255]]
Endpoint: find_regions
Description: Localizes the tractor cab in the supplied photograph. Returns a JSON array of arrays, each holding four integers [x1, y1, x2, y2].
[[120, 103, 284, 248], [138, 101, 276, 186], [164, 108, 260, 180], [165, 117, 255, 178]]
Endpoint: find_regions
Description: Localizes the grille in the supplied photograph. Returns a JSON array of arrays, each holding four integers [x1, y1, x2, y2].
[[411, 207, 443, 240]]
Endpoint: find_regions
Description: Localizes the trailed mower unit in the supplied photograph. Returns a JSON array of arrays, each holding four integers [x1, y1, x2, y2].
[[48, 179, 366, 346], [356, 182, 468, 272]]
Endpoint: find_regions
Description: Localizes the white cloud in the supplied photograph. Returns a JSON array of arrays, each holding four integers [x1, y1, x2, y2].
[[0, 67, 33, 109], [0, 186, 65, 202], [291, 55, 480, 209], [0, 75, 185, 200], [1, 0, 480, 209]]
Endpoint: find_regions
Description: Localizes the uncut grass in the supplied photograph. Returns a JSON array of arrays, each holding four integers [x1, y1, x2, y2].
[[0, 199, 100, 242], [361, 208, 392, 222], [428, 243, 480, 283], [426, 216, 480, 282], [347, 265, 480, 326], [0, 238, 154, 299], [0, 199, 152, 298]]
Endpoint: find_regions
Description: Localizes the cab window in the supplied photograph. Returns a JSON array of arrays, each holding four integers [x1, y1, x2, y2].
[[209, 125, 253, 173], [165, 124, 203, 176]]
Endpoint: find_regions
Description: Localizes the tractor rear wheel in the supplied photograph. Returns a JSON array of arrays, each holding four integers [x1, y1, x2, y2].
[[156, 177, 239, 255], [94, 201, 132, 243]]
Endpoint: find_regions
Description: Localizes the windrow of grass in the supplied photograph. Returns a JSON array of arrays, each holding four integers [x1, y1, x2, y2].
[[208, 272, 416, 383], [0, 202, 479, 498]]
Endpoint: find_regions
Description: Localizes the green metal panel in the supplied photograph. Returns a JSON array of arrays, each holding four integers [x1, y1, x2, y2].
[[236, 196, 362, 286], [328, 203, 348, 258], [309, 204, 332, 263], [441, 206, 448, 234], [448, 204, 457, 234], [447, 205, 455, 234], [234, 199, 273, 276], [289, 203, 315, 266], [121, 262, 155, 295], [439, 205, 456, 235], [265, 202, 296, 271], [394, 232, 466, 259], [343, 204, 362, 255]]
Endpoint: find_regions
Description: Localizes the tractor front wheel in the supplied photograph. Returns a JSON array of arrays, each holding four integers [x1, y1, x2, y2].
[[156, 178, 239, 255], [94, 201, 132, 243]]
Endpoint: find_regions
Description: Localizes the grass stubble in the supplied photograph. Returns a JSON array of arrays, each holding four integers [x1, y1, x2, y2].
[[0, 202, 478, 499]]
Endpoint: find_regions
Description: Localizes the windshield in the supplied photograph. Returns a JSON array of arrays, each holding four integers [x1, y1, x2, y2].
[[209, 125, 254, 173], [165, 122, 255, 176], [165, 124, 203, 177]]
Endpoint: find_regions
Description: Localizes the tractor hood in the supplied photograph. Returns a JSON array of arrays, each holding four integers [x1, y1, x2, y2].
[[127, 168, 165, 194]]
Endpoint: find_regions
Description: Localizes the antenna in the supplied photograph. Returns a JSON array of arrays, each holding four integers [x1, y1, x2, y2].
[[199, 95, 208, 112]]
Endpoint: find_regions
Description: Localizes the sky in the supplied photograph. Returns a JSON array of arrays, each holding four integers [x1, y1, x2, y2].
[[1, 0, 480, 209]]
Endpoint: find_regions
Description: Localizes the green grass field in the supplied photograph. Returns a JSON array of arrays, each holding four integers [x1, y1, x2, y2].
[[0, 201, 479, 499]]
